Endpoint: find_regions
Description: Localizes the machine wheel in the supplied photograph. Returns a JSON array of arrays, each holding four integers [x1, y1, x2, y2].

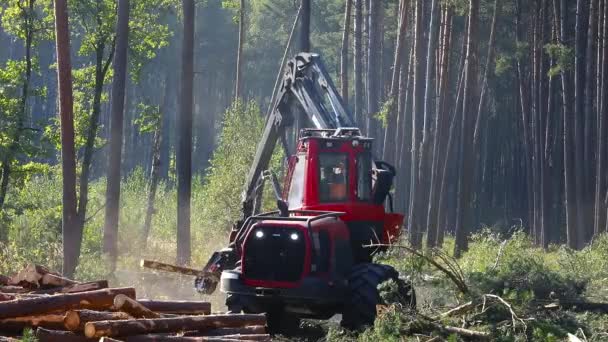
[[226, 294, 300, 334], [341, 263, 415, 330]]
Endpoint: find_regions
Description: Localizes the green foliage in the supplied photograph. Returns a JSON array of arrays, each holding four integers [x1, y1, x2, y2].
[[135, 102, 162, 134], [0, 0, 54, 44], [199, 100, 283, 231], [545, 43, 574, 77]]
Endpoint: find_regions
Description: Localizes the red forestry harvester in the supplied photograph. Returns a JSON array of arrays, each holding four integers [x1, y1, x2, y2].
[[195, 53, 415, 329]]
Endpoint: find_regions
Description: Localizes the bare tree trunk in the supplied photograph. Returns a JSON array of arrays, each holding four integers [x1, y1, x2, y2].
[[354, 0, 364, 125], [177, 0, 195, 266], [408, 0, 424, 248], [104, 0, 130, 269], [366, 0, 382, 139], [235, 0, 245, 100], [340, 0, 353, 104], [382, 0, 408, 165], [598, 0, 608, 234], [574, 0, 589, 246], [454, 0, 479, 257], [53, 0, 79, 278], [300, 0, 311, 52], [427, 5, 453, 247]]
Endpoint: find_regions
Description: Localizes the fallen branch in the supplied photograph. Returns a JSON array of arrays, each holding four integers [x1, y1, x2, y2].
[[542, 300, 608, 313], [433, 300, 476, 320], [364, 243, 469, 294], [483, 294, 526, 330], [31, 280, 109, 295]]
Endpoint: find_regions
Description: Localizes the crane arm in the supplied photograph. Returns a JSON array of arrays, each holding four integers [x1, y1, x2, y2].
[[240, 53, 355, 219]]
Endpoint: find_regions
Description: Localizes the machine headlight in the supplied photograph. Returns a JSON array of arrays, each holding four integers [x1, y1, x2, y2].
[[290, 233, 299, 241], [255, 230, 264, 238]]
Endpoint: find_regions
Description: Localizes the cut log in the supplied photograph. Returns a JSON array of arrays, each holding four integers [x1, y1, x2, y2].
[[0, 275, 9, 285], [0, 286, 29, 293], [125, 335, 269, 341], [114, 295, 160, 319], [140, 260, 217, 281], [35, 328, 96, 342], [0, 293, 15, 302], [84, 314, 267, 338], [41, 273, 79, 288], [136, 300, 211, 315], [0, 337, 19, 342], [31, 280, 109, 295], [0, 314, 67, 331], [99, 338, 124, 342], [0, 287, 136, 319], [64, 310, 133, 331], [193, 326, 266, 336], [9, 264, 63, 288]]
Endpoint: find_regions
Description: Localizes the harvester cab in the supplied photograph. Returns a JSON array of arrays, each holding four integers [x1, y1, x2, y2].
[[195, 53, 415, 330]]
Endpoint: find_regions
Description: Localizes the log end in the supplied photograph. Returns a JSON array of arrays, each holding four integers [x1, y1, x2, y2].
[[84, 322, 97, 338], [113, 294, 128, 309], [63, 310, 80, 331]]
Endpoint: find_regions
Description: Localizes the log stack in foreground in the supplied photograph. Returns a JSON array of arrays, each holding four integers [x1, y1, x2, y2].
[[0, 264, 268, 342]]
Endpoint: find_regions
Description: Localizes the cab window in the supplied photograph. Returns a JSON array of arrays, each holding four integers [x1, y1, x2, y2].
[[319, 153, 348, 202], [356, 153, 372, 201], [288, 155, 306, 209]]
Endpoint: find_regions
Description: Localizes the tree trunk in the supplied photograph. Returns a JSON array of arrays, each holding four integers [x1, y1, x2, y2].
[[0, 314, 67, 332], [426, 5, 453, 247], [353, 0, 364, 125], [366, 0, 383, 141], [408, 0, 424, 248], [300, 0, 311, 52], [454, 0, 479, 257], [574, 0, 589, 246], [53, 0, 80, 278], [36, 328, 95, 342], [104, 0, 131, 269], [177, 0, 195, 266], [382, 0, 408, 164], [594, 3, 608, 236], [84, 314, 266, 338], [340, 0, 353, 104], [235, 0, 245, 99]]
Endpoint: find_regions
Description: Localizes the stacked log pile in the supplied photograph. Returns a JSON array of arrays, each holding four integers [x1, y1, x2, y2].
[[0, 264, 269, 342]]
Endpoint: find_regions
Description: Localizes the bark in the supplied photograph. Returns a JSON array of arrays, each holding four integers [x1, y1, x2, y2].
[[407, 0, 425, 248], [84, 314, 267, 338], [177, 0, 195, 266], [64, 310, 132, 331], [0, 287, 136, 319], [103, 0, 131, 268], [454, 0, 479, 257], [198, 327, 267, 336], [36, 328, 96, 342], [54, 0, 80, 278], [235, 0, 245, 99], [353, 0, 364, 124], [136, 300, 211, 315], [340, 0, 353, 104], [586, 0, 599, 231], [140, 260, 217, 280], [0, 314, 66, 332]]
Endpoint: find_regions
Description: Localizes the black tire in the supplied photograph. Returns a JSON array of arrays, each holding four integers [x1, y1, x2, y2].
[[226, 294, 300, 334], [341, 263, 415, 330]]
